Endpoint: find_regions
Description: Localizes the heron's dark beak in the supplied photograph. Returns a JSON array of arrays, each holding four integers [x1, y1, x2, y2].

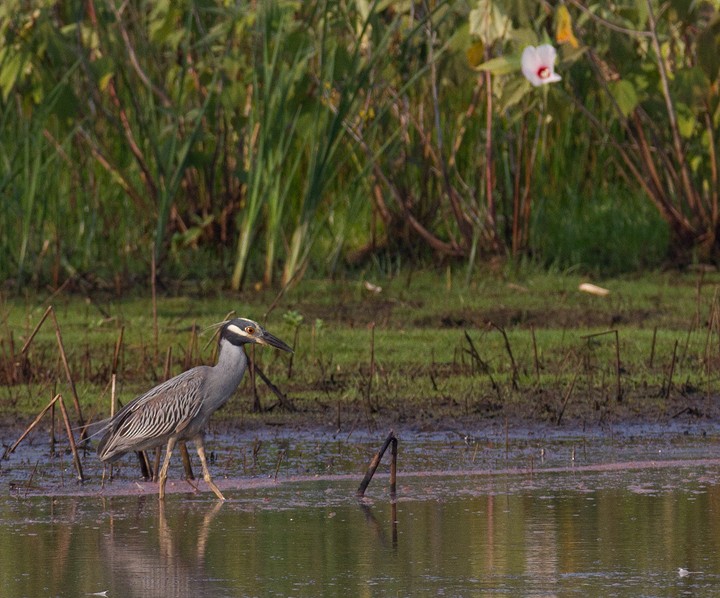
[[257, 329, 293, 353]]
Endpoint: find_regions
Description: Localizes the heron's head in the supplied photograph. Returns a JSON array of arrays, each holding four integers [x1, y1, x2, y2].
[[220, 318, 293, 353]]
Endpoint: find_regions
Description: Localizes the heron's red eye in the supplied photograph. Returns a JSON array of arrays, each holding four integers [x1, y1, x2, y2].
[[245, 326, 255, 335]]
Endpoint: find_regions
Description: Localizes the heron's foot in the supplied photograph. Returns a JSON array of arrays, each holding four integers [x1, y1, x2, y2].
[[206, 476, 226, 501]]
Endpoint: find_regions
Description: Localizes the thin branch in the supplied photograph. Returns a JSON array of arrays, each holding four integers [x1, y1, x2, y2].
[[566, 0, 652, 37]]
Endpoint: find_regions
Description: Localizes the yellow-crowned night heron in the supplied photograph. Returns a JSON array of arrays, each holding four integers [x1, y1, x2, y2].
[[96, 317, 292, 500]]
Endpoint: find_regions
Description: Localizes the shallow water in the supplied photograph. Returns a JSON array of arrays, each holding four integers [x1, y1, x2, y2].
[[2, 423, 720, 597]]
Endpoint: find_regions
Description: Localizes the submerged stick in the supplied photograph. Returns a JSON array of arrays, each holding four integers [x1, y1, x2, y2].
[[357, 430, 397, 498]]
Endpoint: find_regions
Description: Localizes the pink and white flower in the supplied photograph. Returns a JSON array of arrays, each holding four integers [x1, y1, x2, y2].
[[521, 44, 562, 87]]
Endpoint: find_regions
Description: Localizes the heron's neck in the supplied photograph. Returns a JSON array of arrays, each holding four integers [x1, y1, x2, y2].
[[206, 339, 248, 402]]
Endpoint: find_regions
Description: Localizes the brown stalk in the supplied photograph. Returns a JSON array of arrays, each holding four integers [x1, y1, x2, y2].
[[646, 0, 702, 218], [356, 430, 397, 498], [57, 394, 84, 482], [665, 339, 679, 400], [531, 325, 541, 383], [365, 322, 376, 412], [556, 369, 579, 426], [492, 322, 519, 390], [3, 394, 84, 482]]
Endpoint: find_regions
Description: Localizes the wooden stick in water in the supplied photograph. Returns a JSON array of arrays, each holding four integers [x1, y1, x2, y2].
[[357, 430, 397, 497]]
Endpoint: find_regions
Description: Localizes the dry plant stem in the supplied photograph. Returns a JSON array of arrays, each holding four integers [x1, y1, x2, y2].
[[531, 325, 540, 383], [4, 394, 84, 482], [484, 70, 499, 251], [366, 322, 376, 412], [665, 339, 679, 400], [49, 399, 56, 455], [566, 0, 653, 37], [556, 369, 579, 426], [645, 0, 701, 217], [152, 251, 159, 364], [492, 323, 519, 390], [287, 326, 300, 378], [57, 394, 84, 482], [50, 308, 85, 429], [84, 0, 158, 204], [4, 394, 60, 459], [650, 326, 658, 368], [463, 331, 500, 398], [163, 346, 172, 379], [19, 306, 84, 426], [24, 461, 39, 499], [112, 326, 124, 374], [273, 450, 285, 481], [357, 430, 398, 497], [425, 15, 473, 248], [253, 360, 295, 411], [250, 346, 260, 412], [109, 373, 116, 480]]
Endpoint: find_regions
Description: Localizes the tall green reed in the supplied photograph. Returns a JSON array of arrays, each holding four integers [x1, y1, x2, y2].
[[230, 4, 307, 290]]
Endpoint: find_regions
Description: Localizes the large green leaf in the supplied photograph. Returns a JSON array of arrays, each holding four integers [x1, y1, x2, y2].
[[609, 79, 638, 117], [475, 54, 520, 76]]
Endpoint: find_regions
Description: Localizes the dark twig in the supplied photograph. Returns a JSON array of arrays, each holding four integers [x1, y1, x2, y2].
[[252, 360, 295, 411], [492, 322, 519, 390], [357, 430, 398, 498], [556, 369, 579, 426], [665, 339, 679, 400]]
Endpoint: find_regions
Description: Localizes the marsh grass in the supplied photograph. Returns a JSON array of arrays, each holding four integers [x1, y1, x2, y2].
[[2, 269, 720, 429]]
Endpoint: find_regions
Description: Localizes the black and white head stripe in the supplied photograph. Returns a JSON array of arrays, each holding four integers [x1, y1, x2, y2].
[[218, 317, 293, 352]]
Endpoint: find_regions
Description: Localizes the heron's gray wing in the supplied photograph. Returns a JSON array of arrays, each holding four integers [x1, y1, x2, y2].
[[97, 368, 206, 461]]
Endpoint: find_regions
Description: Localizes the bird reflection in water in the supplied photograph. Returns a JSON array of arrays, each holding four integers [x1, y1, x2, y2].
[[101, 498, 226, 598]]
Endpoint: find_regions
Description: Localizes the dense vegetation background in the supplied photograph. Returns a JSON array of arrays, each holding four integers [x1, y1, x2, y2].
[[0, 0, 718, 292]]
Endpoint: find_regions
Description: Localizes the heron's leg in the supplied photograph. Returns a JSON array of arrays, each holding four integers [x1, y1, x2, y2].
[[194, 436, 225, 501], [158, 437, 177, 500]]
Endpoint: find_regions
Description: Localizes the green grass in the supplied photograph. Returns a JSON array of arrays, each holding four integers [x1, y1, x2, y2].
[[2, 268, 720, 429]]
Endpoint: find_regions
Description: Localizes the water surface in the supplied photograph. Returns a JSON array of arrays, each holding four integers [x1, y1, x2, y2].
[[2, 424, 720, 596]]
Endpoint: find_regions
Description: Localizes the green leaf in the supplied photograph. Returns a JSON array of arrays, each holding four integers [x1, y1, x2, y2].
[[475, 55, 520, 76], [697, 25, 720, 81], [608, 80, 638, 117], [671, 67, 710, 109], [0, 50, 25, 101], [676, 103, 695, 139], [498, 77, 531, 111]]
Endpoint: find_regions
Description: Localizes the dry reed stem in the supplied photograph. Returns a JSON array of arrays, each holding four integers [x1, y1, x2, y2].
[[357, 430, 398, 498], [3, 393, 84, 482]]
